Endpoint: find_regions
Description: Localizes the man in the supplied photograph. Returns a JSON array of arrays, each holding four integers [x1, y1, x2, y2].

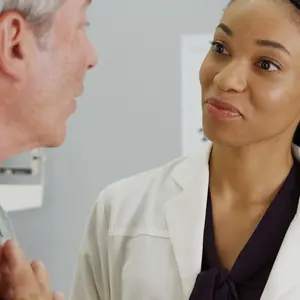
[[0, 0, 97, 299]]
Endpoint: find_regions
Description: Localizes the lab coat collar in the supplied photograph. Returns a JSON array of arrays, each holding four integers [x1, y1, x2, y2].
[[261, 212, 300, 299], [166, 142, 300, 300], [262, 144, 300, 299], [165, 142, 212, 299], [292, 143, 300, 162]]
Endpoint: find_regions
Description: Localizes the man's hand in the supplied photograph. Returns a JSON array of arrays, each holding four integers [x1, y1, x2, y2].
[[1, 240, 64, 300], [0, 245, 12, 300]]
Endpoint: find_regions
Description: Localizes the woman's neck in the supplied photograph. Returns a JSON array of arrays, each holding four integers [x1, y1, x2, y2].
[[209, 141, 294, 205]]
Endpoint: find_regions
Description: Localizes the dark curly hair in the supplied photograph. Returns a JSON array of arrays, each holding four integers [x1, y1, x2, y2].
[[289, 0, 300, 146], [290, 0, 300, 9], [294, 125, 300, 146]]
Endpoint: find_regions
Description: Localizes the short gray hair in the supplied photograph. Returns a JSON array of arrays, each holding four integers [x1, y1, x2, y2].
[[0, 0, 62, 43]]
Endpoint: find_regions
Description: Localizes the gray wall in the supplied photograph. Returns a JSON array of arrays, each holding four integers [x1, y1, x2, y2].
[[9, 0, 227, 298]]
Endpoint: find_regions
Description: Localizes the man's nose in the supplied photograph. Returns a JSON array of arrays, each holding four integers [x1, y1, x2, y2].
[[87, 44, 98, 70]]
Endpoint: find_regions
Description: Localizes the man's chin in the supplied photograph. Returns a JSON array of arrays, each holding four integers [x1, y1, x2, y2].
[[44, 138, 65, 148], [39, 125, 67, 148]]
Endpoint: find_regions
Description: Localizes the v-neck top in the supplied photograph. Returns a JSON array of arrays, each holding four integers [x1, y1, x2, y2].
[[189, 158, 300, 300]]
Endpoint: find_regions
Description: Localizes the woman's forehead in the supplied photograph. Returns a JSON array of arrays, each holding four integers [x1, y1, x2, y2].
[[224, 0, 300, 23], [219, 0, 300, 56], [223, 0, 290, 25]]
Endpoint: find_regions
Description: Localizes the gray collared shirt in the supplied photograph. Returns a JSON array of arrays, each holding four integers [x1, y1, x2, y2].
[[0, 205, 15, 244]]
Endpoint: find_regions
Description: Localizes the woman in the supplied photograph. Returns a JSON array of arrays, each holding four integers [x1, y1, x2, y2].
[[71, 0, 300, 299]]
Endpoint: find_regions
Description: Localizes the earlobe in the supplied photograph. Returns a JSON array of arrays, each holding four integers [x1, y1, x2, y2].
[[0, 12, 28, 81]]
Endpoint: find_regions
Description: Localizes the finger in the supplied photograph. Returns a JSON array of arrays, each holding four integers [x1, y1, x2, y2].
[[53, 291, 65, 300], [3, 240, 24, 265], [0, 245, 5, 268], [3, 240, 38, 296], [31, 260, 51, 298], [0, 250, 13, 299], [0, 270, 13, 300]]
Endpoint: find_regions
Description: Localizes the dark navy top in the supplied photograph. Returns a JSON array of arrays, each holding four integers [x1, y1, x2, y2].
[[189, 158, 300, 300]]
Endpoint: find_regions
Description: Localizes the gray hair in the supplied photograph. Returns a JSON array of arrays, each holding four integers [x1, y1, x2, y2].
[[0, 0, 62, 43]]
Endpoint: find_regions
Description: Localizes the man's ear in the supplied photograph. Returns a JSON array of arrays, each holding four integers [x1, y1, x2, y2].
[[0, 12, 31, 81]]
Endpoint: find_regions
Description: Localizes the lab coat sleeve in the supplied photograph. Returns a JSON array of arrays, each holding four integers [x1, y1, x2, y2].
[[70, 187, 111, 300]]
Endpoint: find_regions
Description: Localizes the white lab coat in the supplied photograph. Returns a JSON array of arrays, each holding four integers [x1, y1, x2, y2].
[[70, 142, 300, 300]]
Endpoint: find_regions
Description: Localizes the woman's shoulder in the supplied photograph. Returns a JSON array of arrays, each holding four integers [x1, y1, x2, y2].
[[100, 144, 210, 205], [99, 153, 191, 208], [92, 143, 211, 235]]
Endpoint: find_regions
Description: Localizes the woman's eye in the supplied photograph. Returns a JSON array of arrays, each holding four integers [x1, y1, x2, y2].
[[210, 41, 229, 55], [257, 59, 281, 72]]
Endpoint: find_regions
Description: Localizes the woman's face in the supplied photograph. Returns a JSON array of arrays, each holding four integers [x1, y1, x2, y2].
[[200, 0, 300, 147]]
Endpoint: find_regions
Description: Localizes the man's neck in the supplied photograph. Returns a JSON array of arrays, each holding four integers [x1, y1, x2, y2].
[[0, 123, 39, 163], [0, 88, 41, 162]]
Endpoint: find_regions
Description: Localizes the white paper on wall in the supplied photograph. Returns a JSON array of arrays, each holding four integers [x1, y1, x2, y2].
[[0, 149, 45, 212], [181, 34, 213, 156]]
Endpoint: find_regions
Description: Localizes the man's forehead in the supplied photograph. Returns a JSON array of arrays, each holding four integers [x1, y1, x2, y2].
[[75, 0, 91, 9], [61, 0, 90, 9]]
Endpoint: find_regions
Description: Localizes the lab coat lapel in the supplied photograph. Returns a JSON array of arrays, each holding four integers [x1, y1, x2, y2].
[[261, 206, 300, 299], [165, 143, 212, 299], [261, 145, 300, 299]]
